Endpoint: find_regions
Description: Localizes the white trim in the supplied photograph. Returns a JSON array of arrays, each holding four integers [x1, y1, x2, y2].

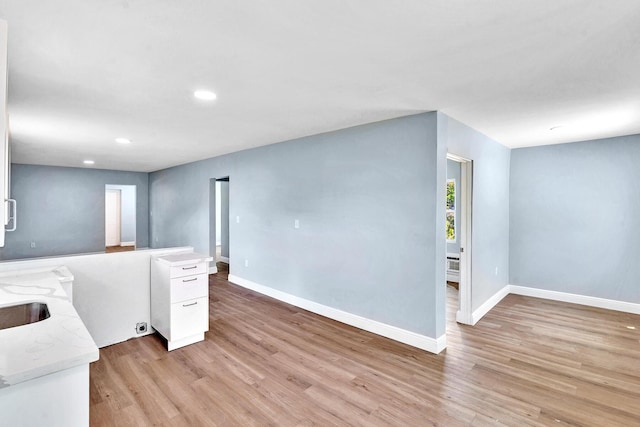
[[509, 285, 640, 315], [470, 285, 510, 325], [208, 265, 218, 274], [446, 153, 471, 163], [455, 307, 473, 325], [468, 284, 640, 326], [120, 241, 135, 247], [448, 154, 473, 326], [228, 274, 446, 354], [219, 256, 229, 263], [434, 334, 447, 354]]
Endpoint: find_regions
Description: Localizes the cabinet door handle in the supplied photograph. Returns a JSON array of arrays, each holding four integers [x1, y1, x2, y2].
[[182, 266, 198, 270], [182, 301, 198, 307], [182, 278, 198, 283], [5, 199, 16, 232]]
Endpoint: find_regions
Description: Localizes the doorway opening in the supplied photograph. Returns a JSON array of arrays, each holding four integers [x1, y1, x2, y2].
[[209, 177, 230, 276], [445, 154, 473, 326], [105, 184, 136, 253]]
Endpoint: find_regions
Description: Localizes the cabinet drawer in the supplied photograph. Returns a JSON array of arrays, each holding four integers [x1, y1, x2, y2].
[[170, 274, 208, 303], [170, 262, 207, 278], [170, 297, 208, 340]]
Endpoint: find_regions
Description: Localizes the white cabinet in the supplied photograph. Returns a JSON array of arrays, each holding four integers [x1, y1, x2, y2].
[[0, 19, 13, 248], [151, 252, 213, 350]]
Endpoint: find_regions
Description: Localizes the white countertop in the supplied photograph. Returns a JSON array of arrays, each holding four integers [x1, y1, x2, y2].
[[154, 252, 213, 266], [0, 267, 99, 388]]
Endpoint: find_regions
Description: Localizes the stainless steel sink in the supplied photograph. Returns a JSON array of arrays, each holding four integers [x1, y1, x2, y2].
[[0, 302, 50, 331]]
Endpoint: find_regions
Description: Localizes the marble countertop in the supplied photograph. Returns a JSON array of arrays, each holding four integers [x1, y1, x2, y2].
[[0, 267, 99, 388]]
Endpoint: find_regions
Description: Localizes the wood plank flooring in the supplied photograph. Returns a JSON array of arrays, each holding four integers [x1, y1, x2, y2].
[[105, 245, 135, 253], [90, 265, 640, 426]]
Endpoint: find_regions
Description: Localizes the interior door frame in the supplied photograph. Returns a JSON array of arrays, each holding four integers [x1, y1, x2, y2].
[[209, 176, 231, 274], [446, 153, 473, 325], [208, 178, 218, 274]]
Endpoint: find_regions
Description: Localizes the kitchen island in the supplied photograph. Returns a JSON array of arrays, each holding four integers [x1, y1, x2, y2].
[[0, 267, 99, 427]]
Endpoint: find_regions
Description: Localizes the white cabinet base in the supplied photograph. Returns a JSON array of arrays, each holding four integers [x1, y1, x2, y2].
[[151, 252, 212, 352], [0, 364, 89, 427], [167, 332, 205, 351]]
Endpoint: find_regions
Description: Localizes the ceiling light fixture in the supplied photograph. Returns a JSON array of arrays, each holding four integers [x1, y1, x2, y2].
[[115, 137, 131, 144], [194, 90, 217, 101], [83, 160, 95, 165]]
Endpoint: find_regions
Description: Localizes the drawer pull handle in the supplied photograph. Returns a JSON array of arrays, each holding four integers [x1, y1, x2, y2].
[[182, 266, 198, 270], [182, 278, 198, 283], [183, 302, 198, 307]]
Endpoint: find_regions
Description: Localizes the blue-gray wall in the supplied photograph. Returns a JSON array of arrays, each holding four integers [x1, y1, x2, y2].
[[150, 113, 446, 338], [438, 113, 511, 312], [510, 134, 640, 303], [105, 184, 136, 243], [0, 164, 149, 259], [5, 110, 635, 343], [446, 159, 461, 254]]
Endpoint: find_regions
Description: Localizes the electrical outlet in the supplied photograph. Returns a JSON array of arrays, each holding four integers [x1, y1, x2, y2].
[[244, 259, 249, 267], [136, 322, 148, 334], [294, 219, 299, 229], [495, 267, 498, 276], [30, 242, 36, 248], [236, 216, 240, 223]]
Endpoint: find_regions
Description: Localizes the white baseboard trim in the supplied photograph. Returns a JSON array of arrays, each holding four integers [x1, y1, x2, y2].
[[455, 309, 473, 325], [120, 241, 135, 247], [467, 283, 640, 325], [209, 265, 218, 274], [219, 256, 229, 264], [228, 274, 446, 354], [471, 285, 511, 325], [509, 285, 640, 315]]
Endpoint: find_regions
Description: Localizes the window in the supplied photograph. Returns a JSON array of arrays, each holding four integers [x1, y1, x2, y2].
[[446, 179, 455, 242]]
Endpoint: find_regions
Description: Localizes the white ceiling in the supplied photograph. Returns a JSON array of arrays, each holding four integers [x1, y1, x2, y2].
[[0, 1, 639, 172]]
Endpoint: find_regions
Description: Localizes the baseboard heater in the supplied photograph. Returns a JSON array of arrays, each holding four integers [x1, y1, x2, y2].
[[446, 253, 460, 282]]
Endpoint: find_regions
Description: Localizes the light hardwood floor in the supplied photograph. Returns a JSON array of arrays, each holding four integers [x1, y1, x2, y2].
[[90, 265, 640, 426], [105, 245, 135, 253]]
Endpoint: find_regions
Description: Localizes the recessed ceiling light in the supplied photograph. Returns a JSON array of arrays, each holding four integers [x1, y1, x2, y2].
[[115, 137, 131, 144], [83, 160, 95, 165], [194, 90, 217, 101]]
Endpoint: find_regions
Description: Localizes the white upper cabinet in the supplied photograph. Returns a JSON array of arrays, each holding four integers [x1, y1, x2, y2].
[[0, 19, 14, 248], [0, 20, 7, 247]]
